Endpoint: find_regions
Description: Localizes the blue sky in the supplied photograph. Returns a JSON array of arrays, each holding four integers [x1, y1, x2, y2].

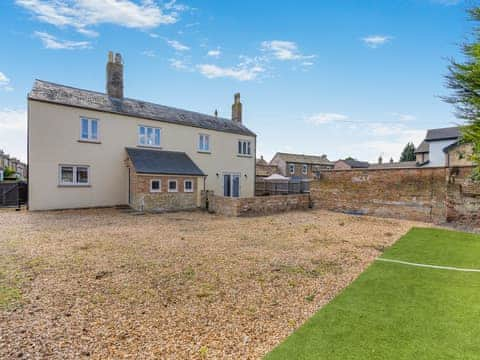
[[0, 0, 471, 163]]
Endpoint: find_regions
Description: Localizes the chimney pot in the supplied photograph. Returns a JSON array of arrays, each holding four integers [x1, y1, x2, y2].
[[106, 51, 124, 98], [214, 109, 218, 118], [232, 92, 242, 123]]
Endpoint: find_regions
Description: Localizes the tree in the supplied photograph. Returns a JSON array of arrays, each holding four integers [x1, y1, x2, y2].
[[3, 166, 15, 178], [444, 7, 480, 179], [400, 142, 416, 162]]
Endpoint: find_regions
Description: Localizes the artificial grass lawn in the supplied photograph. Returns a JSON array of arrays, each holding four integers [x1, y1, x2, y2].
[[266, 227, 480, 360]]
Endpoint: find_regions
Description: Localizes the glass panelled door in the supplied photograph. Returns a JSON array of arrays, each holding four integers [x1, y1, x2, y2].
[[223, 173, 240, 197]]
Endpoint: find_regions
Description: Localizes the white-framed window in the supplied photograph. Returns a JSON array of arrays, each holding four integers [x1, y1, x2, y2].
[[80, 117, 99, 141], [238, 140, 252, 155], [150, 179, 161, 193], [59, 165, 90, 186], [198, 134, 210, 152], [302, 164, 308, 175], [138, 125, 161, 147], [168, 179, 178, 192], [289, 164, 295, 175], [184, 179, 193, 192]]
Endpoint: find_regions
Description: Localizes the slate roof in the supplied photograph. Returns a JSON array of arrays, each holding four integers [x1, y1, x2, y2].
[[414, 140, 429, 154], [425, 126, 460, 141], [340, 159, 370, 168], [271, 152, 333, 166], [126, 147, 205, 176], [29, 80, 256, 137]]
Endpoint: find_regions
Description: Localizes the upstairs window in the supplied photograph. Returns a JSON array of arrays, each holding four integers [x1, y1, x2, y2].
[[238, 140, 252, 156], [302, 164, 308, 175], [80, 117, 98, 141], [198, 134, 210, 152], [289, 164, 295, 174], [138, 125, 161, 147], [59, 165, 90, 186]]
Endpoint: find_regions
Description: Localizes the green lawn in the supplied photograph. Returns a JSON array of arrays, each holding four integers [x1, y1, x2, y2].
[[266, 228, 480, 360]]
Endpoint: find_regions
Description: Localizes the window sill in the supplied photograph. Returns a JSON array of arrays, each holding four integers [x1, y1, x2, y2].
[[58, 184, 91, 188], [197, 150, 211, 154], [137, 145, 162, 149], [237, 154, 253, 158], [168, 190, 178, 193], [78, 139, 101, 144]]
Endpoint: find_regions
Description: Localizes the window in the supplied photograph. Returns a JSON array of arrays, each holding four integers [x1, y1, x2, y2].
[[59, 165, 90, 186], [289, 164, 295, 175], [168, 179, 178, 192], [184, 179, 193, 192], [80, 117, 99, 141], [238, 140, 252, 155], [198, 134, 210, 152], [150, 179, 161, 192], [138, 125, 161, 147], [302, 164, 308, 175]]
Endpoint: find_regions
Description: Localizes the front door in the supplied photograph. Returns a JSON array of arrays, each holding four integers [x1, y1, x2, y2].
[[223, 173, 240, 197]]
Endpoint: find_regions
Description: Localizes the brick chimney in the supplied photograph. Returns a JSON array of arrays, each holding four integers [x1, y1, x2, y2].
[[232, 93, 242, 123], [106, 51, 124, 98]]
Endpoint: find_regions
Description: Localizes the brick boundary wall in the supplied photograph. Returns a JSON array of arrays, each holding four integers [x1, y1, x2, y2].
[[202, 192, 311, 217], [446, 167, 480, 226], [310, 167, 449, 223]]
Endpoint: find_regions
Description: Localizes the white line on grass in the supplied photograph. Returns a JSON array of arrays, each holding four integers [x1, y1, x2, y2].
[[376, 258, 480, 273]]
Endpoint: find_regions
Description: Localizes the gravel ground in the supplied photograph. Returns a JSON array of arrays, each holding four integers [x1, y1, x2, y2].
[[0, 208, 426, 359]]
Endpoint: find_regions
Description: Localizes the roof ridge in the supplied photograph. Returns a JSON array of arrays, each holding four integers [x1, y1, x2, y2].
[[33, 79, 233, 123]]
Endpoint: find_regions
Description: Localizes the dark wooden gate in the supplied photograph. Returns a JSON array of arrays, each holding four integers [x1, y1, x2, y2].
[[0, 182, 28, 208]]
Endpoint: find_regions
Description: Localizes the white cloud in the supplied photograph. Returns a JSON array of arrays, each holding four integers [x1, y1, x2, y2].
[[391, 112, 416, 122], [207, 49, 221, 58], [431, 0, 461, 5], [261, 40, 315, 62], [34, 31, 90, 49], [141, 49, 156, 57], [0, 72, 13, 91], [149, 32, 159, 38], [166, 39, 190, 51], [197, 62, 265, 81], [0, 109, 27, 162], [169, 58, 192, 71], [16, 0, 183, 36], [306, 113, 349, 125], [362, 35, 392, 48]]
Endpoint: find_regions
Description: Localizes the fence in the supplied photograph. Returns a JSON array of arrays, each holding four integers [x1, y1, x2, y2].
[[0, 182, 28, 208], [255, 178, 310, 196]]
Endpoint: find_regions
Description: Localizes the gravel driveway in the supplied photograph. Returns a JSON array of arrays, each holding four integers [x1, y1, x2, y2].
[[0, 208, 424, 359]]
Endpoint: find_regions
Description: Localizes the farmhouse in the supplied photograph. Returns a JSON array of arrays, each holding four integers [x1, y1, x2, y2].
[[27, 52, 256, 211], [270, 152, 333, 179]]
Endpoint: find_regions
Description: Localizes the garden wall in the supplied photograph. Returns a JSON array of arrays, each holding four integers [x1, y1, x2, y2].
[[203, 192, 311, 217], [310, 167, 449, 223]]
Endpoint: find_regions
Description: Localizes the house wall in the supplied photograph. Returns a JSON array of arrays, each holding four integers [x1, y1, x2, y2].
[[270, 156, 287, 176], [428, 139, 457, 167], [333, 161, 351, 170], [129, 170, 200, 212], [28, 100, 255, 210], [416, 152, 429, 164], [446, 143, 474, 167], [311, 168, 448, 223]]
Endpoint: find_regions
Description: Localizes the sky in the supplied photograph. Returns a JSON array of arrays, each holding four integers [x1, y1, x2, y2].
[[0, 0, 473, 163]]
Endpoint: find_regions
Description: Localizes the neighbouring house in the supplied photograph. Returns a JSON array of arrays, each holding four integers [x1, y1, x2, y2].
[[269, 152, 333, 179], [256, 156, 279, 179], [334, 159, 370, 170], [28, 52, 256, 211], [443, 141, 474, 167], [415, 126, 470, 167], [0, 150, 27, 179]]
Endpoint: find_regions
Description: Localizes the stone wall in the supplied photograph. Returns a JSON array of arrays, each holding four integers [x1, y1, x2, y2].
[[204, 192, 311, 217], [310, 167, 448, 223], [130, 171, 199, 212], [446, 167, 480, 226]]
